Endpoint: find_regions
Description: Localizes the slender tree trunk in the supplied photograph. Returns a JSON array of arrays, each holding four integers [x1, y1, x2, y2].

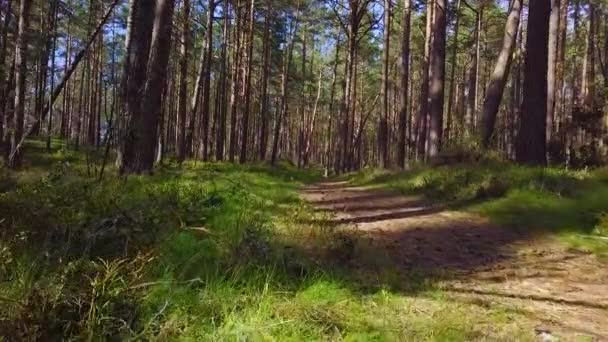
[[445, 0, 461, 145], [0, 0, 13, 152], [229, 2, 243, 162], [259, 0, 272, 161], [546, 0, 560, 144], [479, 0, 522, 147], [516, 0, 550, 165], [415, 0, 433, 160], [380, 0, 391, 168], [47, 0, 59, 151], [8, 0, 33, 168], [271, 7, 300, 166], [239, 0, 255, 163], [177, 0, 190, 162], [215, 2, 229, 161], [397, 0, 411, 168], [465, 8, 482, 138]]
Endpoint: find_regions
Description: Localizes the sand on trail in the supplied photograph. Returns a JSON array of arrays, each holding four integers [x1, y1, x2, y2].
[[301, 181, 608, 341]]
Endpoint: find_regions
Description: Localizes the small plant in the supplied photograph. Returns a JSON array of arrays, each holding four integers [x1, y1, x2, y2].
[[594, 213, 608, 236]]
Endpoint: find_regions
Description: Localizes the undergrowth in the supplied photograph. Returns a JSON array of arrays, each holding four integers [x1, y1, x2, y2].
[[0, 140, 536, 340]]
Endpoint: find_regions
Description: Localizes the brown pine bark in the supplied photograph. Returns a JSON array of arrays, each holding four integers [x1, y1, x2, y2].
[[259, 0, 272, 161], [546, 0, 560, 142], [239, 0, 255, 164], [427, 0, 446, 158], [0, 0, 13, 152], [121, 0, 176, 174], [397, 0, 411, 168], [516, 0, 550, 165], [177, 0, 190, 162], [465, 7, 482, 139], [415, 0, 433, 160], [380, 0, 391, 168], [8, 0, 33, 168], [445, 0, 461, 145]]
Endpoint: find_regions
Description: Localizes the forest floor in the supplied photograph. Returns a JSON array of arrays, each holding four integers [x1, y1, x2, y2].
[[2, 141, 608, 340], [301, 180, 608, 341]]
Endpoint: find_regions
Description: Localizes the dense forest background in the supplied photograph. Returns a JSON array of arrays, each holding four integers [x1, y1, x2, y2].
[[1, 0, 608, 340], [0, 0, 606, 173]]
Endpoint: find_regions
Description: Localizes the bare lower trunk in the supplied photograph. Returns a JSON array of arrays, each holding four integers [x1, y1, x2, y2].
[[516, 0, 550, 166]]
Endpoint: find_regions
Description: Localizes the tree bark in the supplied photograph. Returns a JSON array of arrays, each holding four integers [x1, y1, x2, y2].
[[397, 0, 411, 168], [177, 0, 190, 162], [546, 0, 560, 142], [380, 0, 391, 168], [479, 0, 522, 147], [120, 0, 176, 174], [239, 0, 255, 164], [516, 0, 550, 165], [8, 0, 33, 168], [427, 0, 446, 158], [259, 0, 272, 161]]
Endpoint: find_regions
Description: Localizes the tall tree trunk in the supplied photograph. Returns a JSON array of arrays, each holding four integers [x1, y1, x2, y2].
[[415, 0, 434, 160], [259, 0, 272, 161], [427, 0, 446, 158], [546, 0, 560, 143], [380, 0, 391, 168], [215, 2, 229, 161], [228, 2, 243, 162], [581, 4, 596, 109], [121, 0, 175, 174], [177, 0, 190, 162], [200, 0, 215, 161], [0, 0, 13, 153], [8, 0, 33, 168], [479, 0, 522, 147], [239, 0, 255, 163], [445, 0, 461, 145], [516, 0, 550, 165], [271, 8, 300, 166], [47, 0, 60, 151], [555, 0, 568, 133], [397, 0, 411, 168], [465, 7, 482, 139]]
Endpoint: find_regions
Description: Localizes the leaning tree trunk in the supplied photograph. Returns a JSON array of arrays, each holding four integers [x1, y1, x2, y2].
[[9, 0, 120, 163], [479, 0, 523, 147], [516, 0, 550, 166]]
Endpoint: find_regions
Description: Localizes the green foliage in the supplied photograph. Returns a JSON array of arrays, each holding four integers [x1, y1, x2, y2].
[[0, 143, 537, 340], [352, 160, 608, 259]]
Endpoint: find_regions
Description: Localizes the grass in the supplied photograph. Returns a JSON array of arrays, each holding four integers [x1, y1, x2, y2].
[[0, 140, 540, 340], [348, 159, 608, 259]]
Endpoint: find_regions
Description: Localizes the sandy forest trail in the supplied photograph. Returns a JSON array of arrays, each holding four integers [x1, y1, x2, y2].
[[301, 181, 608, 341]]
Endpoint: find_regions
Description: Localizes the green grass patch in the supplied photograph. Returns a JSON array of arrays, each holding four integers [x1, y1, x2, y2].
[[349, 161, 608, 258], [0, 140, 537, 340]]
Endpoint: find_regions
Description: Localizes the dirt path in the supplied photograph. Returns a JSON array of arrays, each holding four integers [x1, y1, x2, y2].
[[301, 181, 608, 341]]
